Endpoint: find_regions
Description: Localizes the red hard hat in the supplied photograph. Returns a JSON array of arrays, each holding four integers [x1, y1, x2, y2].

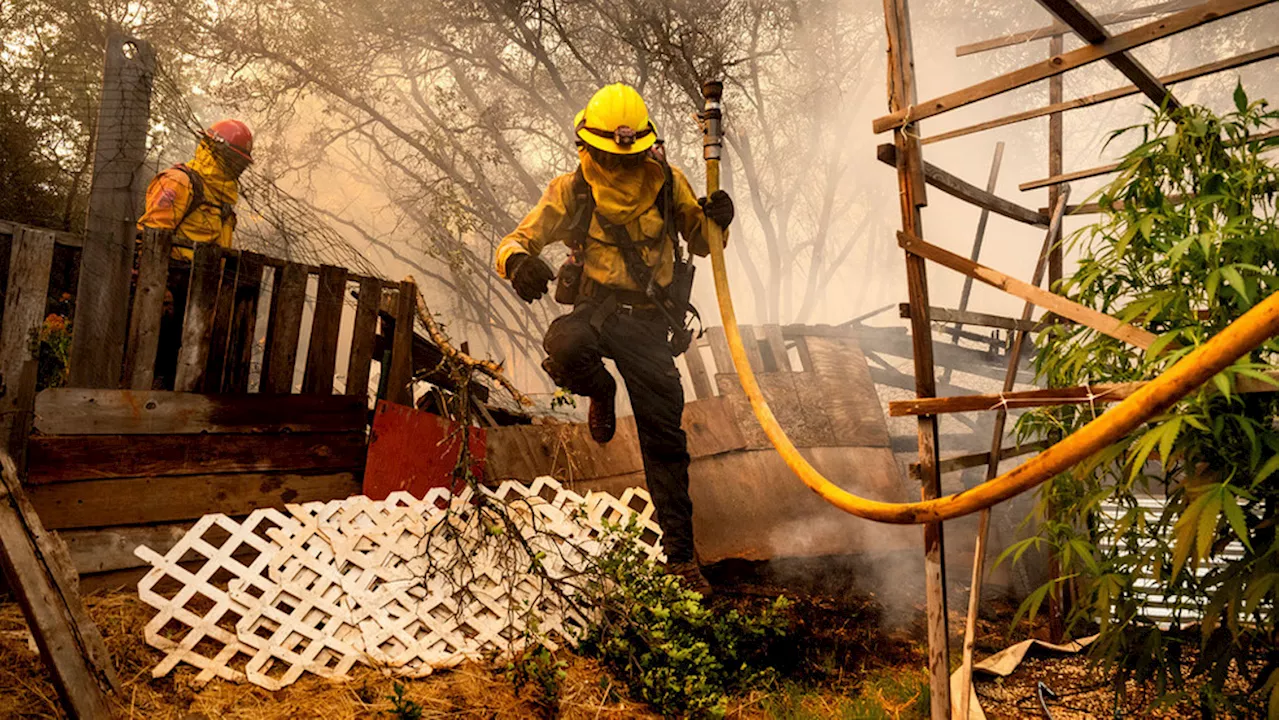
[[205, 119, 253, 161]]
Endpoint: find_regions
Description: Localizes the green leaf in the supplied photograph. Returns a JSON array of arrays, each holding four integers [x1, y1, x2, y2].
[[1219, 265, 1249, 301], [1220, 490, 1251, 551], [1234, 81, 1248, 113], [1253, 454, 1278, 487]]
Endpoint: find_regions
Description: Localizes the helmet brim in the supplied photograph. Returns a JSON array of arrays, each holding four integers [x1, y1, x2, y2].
[[574, 110, 657, 155]]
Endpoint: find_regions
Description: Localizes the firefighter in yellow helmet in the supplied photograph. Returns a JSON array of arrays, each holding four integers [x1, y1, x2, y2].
[[494, 83, 734, 594]]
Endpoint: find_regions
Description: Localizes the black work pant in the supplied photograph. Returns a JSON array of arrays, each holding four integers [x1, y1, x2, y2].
[[543, 302, 695, 563]]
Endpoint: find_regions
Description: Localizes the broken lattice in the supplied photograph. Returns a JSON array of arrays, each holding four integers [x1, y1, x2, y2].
[[134, 478, 663, 689]]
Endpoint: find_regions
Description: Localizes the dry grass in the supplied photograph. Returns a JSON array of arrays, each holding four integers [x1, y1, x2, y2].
[[0, 591, 662, 720]]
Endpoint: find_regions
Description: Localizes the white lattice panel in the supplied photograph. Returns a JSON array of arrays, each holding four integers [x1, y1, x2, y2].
[[135, 478, 662, 688]]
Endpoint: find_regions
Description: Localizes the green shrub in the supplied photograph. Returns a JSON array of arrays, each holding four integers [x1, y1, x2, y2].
[[577, 520, 793, 719], [1008, 87, 1277, 715]]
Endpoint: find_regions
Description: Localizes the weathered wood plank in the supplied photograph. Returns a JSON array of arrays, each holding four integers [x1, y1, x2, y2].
[[302, 264, 347, 395], [952, 142, 1005, 347], [761, 324, 791, 372], [956, 0, 1201, 55], [1038, 0, 1181, 109], [386, 280, 416, 406], [877, 144, 1048, 226], [0, 453, 119, 716], [28, 470, 362, 530], [259, 262, 307, 394], [345, 275, 382, 398], [738, 325, 765, 373], [203, 251, 240, 392], [925, 46, 1277, 146], [900, 302, 1056, 333], [873, 0, 1269, 133], [123, 228, 175, 389], [58, 522, 194, 574], [884, 0, 948, 713], [682, 345, 715, 400], [792, 336, 815, 372], [225, 252, 265, 393], [909, 440, 1053, 478], [898, 231, 1158, 349], [485, 397, 747, 482], [173, 243, 223, 392], [800, 336, 893, 447], [0, 227, 56, 468], [0, 220, 83, 250], [27, 432, 367, 484], [33, 389, 368, 435], [705, 326, 734, 374], [714, 372, 837, 449], [67, 34, 155, 390]]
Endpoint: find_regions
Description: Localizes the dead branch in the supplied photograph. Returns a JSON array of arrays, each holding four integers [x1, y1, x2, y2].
[[407, 275, 533, 407]]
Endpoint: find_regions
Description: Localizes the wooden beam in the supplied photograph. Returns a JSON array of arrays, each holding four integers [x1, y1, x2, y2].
[[302, 264, 348, 394], [0, 220, 83, 249], [1047, 34, 1066, 288], [924, 45, 1278, 146], [956, 0, 1202, 56], [386, 280, 416, 406], [761, 324, 792, 372], [899, 302, 1056, 333], [909, 440, 1052, 477], [883, 0, 949, 715], [27, 432, 367, 484], [888, 370, 1276, 416], [68, 34, 155, 389], [173, 243, 223, 392], [877, 144, 1049, 226], [1036, 0, 1182, 110], [259, 262, 308, 394], [873, 0, 1272, 133], [203, 252, 240, 392], [0, 453, 119, 717], [345, 276, 382, 398], [0, 227, 55, 468], [33, 389, 368, 435], [28, 470, 361, 530], [682, 344, 715, 400], [898, 231, 1158, 350], [952, 142, 1005, 346], [225, 252, 265, 393], [1021, 129, 1279, 191], [123, 229, 174, 389]]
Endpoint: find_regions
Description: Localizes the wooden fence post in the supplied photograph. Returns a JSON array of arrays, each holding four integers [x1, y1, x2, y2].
[[68, 33, 155, 389], [883, 0, 950, 717], [123, 228, 173, 389], [386, 280, 416, 406]]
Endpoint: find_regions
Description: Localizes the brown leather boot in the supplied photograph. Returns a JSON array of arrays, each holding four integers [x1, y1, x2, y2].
[[587, 374, 617, 444], [667, 560, 713, 597]]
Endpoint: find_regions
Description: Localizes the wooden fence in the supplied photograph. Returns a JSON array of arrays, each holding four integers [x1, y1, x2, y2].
[[0, 222, 426, 590]]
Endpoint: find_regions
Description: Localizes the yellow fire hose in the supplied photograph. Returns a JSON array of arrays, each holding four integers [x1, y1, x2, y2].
[[697, 81, 1280, 525]]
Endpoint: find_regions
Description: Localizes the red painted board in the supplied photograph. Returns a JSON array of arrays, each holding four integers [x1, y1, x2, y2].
[[363, 400, 486, 500]]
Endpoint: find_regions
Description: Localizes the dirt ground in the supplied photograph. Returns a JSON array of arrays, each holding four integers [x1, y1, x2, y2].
[[0, 563, 1265, 719]]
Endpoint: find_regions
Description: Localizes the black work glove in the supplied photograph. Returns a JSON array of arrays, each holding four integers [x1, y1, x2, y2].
[[699, 189, 734, 229], [506, 253, 555, 303]]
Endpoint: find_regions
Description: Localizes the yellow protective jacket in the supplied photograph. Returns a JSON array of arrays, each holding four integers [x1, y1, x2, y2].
[[495, 148, 721, 292], [137, 143, 239, 259]]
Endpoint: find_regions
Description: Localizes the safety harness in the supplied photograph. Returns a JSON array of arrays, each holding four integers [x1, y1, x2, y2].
[[170, 164, 236, 237], [561, 154, 700, 355]]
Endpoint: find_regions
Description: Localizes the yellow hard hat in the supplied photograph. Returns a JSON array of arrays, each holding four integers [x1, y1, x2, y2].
[[574, 83, 657, 155]]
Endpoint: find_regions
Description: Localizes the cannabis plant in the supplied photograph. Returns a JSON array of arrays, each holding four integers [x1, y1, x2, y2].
[[1008, 87, 1278, 715]]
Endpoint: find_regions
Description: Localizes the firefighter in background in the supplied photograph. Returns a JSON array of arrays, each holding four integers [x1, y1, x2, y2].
[[137, 119, 253, 388], [494, 84, 734, 594]]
